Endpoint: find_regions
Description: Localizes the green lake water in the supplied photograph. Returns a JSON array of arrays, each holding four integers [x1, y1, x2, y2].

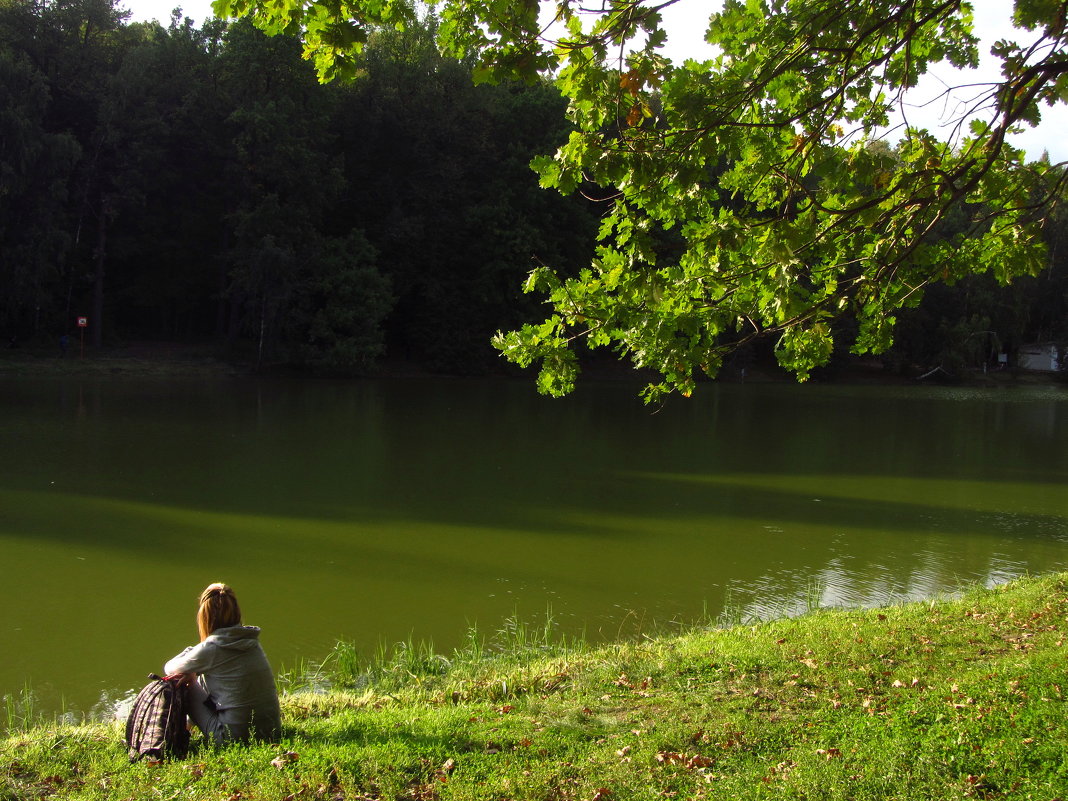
[[2, 376, 1067, 720]]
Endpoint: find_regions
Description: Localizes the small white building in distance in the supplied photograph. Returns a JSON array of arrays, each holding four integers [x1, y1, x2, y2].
[[1017, 342, 1064, 372]]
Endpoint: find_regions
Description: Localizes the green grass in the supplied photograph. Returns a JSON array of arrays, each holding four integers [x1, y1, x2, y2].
[[5, 573, 1068, 799]]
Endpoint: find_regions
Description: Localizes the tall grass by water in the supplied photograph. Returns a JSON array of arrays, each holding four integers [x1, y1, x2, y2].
[[4, 573, 1068, 799]]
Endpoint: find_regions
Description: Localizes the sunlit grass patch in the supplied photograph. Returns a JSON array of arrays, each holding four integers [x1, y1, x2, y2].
[[3, 573, 1068, 799]]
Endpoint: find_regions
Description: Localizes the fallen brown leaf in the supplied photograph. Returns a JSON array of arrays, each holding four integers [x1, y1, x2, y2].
[[271, 751, 300, 769], [656, 751, 685, 765]]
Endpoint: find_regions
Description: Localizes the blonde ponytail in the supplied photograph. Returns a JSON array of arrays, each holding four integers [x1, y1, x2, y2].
[[196, 582, 242, 641]]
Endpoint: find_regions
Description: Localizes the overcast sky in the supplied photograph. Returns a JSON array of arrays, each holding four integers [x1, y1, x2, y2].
[[122, 0, 1065, 161]]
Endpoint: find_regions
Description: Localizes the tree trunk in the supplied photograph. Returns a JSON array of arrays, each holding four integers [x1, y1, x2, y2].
[[91, 204, 106, 349], [256, 292, 266, 372], [216, 228, 231, 338]]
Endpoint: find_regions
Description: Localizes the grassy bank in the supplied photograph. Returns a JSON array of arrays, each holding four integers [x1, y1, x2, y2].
[[4, 574, 1068, 800], [0, 348, 238, 379]]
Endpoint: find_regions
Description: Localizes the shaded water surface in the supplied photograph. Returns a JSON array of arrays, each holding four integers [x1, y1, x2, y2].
[[2, 377, 1067, 717]]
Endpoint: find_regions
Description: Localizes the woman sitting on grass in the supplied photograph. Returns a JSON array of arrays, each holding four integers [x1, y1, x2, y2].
[[165, 582, 281, 744]]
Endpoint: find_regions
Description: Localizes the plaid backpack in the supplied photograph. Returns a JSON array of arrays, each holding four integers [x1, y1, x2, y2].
[[125, 674, 190, 762]]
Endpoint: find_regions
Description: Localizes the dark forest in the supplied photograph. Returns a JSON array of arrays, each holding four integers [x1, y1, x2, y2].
[[2, 0, 1065, 378]]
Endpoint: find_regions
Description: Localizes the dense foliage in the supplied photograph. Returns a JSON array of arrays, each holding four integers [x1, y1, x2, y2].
[[0, 0, 596, 372], [219, 0, 1066, 396], [1, 0, 1065, 384]]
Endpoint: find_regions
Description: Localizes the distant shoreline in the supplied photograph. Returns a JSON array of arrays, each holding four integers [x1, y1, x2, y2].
[[2, 342, 1064, 388]]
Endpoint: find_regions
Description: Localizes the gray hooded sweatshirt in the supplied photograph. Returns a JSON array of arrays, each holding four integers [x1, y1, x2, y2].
[[165, 625, 281, 741]]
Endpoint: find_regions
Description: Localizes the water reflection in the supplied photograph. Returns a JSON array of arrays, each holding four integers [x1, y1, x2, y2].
[[1, 377, 1066, 718]]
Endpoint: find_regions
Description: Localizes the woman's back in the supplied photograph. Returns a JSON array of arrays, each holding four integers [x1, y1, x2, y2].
[[165, 624, 281, 740], [165, 583, 281, 743]]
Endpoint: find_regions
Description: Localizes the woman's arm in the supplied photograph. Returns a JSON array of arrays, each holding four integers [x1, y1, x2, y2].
[[165, 641, 215, 676]]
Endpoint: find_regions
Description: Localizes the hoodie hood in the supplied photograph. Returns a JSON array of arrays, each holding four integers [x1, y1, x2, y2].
[[207, 625, 262, 651]]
